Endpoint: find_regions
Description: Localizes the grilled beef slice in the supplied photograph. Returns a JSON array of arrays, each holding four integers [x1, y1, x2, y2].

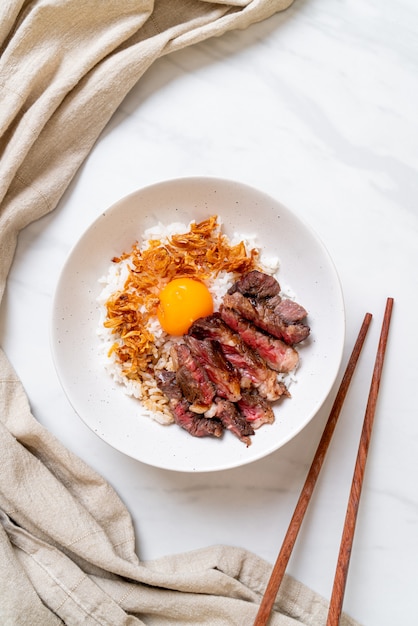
[[156, 371, 223, 438], [274, 298, 309, 324], [228, 270, 307, 324], [188, 314, 286, 401], [157, 370, 182, 402], [228, 270, 281, 299], [220, 305, 299, 373], [237, 389, 276, 429], [171, 343, 215, 412], [222, 291, 310, 345], [213, 398, 254, 446], [184, 335, 241, 402]]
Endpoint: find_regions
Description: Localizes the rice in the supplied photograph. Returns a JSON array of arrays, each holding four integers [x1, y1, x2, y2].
[[97, 216, 288, 424]]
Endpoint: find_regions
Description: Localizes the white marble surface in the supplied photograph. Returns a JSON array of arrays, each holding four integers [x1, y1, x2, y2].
[[1, 1, 417, 624]]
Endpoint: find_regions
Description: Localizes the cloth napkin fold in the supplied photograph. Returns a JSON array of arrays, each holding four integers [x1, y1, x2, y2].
[[0, 2, 360, 624]]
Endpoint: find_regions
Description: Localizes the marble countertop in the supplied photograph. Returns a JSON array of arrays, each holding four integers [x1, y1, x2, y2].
[[1, 1, 417, 624]]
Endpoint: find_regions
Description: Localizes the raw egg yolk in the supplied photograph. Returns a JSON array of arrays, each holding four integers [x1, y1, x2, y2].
[[157, 278, 213, 336]]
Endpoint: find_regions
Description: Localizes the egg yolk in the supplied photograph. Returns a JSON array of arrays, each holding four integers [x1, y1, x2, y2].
[[157, 278, 213, 336]]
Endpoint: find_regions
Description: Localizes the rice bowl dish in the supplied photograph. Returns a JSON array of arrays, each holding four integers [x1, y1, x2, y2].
[[50, 177, 345, 472], [96, 216, 310, 445]]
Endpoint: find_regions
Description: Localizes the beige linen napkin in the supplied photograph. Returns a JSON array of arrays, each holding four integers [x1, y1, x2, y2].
[[0, 2, 360, 624]]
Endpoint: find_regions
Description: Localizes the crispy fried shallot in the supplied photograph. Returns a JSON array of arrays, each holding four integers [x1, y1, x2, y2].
[[104, 216, 259, 378]]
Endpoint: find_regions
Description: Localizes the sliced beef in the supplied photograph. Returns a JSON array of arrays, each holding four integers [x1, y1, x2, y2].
[[188, 313, 227, 342], [228, 270, 281, 299], [228, 271, 307, 324], [237, 390, 275, 430], [154, 270, 310, 445], [220, 341, 286, 402], [220, 305, 299, 373], [156, 370, 182, 401], [184, 335, 241, 402], [156, 371, 223, 438], [172, 400, 224, 438], [171, 343, 216, 412], [223, 291, 310, 345], [213, 398, 254, 446], [274, 299, 308, 324], [188, 314, 285, 402]]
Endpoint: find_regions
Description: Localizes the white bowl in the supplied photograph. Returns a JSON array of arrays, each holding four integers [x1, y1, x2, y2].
[[51, 177, 345, 472]]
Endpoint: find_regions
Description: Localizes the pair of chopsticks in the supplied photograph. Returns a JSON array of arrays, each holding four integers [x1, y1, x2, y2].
[[253, 297, 394, 626]]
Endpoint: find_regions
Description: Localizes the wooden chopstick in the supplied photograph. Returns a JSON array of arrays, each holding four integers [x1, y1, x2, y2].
[[253, 311, 373, 626], [326, 297, 394, 625]]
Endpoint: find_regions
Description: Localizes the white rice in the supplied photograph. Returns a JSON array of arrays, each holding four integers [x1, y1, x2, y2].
[[97, 220, 298, 424]]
